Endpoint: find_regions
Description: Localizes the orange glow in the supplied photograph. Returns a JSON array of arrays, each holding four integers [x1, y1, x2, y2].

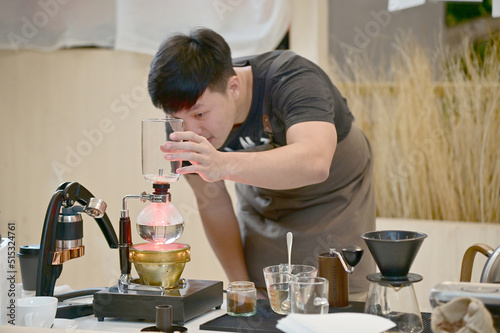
[[134, 243, 187, 251]]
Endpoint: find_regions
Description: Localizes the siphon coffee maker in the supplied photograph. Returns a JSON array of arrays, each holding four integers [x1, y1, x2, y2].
[[93, 118, 223, 325], [362, 230, 427, 333]]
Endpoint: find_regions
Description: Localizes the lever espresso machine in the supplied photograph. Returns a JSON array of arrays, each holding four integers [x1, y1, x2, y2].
[[31, 181, 119, 319], [37, 181, 119, 297]]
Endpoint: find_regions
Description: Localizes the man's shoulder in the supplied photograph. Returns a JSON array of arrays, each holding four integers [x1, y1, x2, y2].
[[232, 50, 285, 67]]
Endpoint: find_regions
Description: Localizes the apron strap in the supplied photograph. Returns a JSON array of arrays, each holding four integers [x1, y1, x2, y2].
[[262, 50, 295, 141]]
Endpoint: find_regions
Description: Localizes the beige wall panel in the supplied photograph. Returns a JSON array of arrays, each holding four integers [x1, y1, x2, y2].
[[0, 49, 228, 291]]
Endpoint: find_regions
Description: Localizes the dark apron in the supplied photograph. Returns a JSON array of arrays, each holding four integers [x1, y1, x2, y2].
[[235, 124, 376, 293]]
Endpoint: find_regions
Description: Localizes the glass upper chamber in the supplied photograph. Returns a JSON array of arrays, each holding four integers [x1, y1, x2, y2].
[[142, 118, 184, 185]]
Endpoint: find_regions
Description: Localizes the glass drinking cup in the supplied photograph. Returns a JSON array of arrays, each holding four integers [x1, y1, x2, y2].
[[263, 264, 318, 315], [264, 272, 293, 315], [290, 276, 330, 314], [263, 264, 318, 284]]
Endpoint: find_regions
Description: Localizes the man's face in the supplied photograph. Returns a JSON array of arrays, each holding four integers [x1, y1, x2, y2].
[[172, 87, 237, 149]]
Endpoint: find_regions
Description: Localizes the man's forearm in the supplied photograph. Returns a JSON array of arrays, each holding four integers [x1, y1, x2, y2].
[[222, 122, 337, 189], [200, 207, 250, 282], [171, 121, 337, 190], [187, 175, 250, 282]]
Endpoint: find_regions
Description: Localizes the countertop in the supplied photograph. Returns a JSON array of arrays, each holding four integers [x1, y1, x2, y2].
[[1, 303, 229, 333]]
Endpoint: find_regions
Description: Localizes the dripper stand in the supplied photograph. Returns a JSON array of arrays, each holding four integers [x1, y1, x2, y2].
[[362, 230, 428, 333]]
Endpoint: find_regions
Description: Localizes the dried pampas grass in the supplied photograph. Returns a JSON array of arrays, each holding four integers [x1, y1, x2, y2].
[[332, 33, 500, 223]]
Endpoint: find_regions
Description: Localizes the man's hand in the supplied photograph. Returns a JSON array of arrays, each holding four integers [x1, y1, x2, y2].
[[160, 131, 228, 182]]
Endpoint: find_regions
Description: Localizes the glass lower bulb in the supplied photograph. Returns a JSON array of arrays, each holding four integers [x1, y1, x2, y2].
[[136, 201, 184, 244]]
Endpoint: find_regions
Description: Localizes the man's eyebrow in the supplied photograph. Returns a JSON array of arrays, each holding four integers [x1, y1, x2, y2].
[[188, 103, 202, 112], [174, 102, 202, 116]]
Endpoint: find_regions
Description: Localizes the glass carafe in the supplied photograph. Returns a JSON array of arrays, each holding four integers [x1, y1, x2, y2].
[[365, 279, 423, 333]]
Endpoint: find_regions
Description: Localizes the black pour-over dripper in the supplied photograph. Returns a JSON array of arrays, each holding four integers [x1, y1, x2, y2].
[[361, 230, 427, 281]]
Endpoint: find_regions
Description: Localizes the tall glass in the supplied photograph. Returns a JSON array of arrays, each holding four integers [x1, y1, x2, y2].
[[142, 118, 184, 184]]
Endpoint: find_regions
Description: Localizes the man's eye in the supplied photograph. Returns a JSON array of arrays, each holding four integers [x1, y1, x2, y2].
[[195, 113, 205, 118]]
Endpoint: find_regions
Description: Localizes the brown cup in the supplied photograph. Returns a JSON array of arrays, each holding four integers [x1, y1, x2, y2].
[[318, 252, 349, 307]]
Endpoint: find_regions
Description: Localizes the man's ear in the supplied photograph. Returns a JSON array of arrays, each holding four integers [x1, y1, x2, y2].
[[228, 75, 240, 99]]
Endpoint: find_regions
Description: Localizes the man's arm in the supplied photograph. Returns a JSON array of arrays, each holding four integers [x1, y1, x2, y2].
[[185, 173, 250, 282], [170, 121, 337, 190]]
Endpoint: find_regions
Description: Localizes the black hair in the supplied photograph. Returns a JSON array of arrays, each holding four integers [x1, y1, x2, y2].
[[148, 27, 236, 113]]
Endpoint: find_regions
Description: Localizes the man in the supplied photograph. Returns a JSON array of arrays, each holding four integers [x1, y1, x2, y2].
[[148, 27, 375, 297]]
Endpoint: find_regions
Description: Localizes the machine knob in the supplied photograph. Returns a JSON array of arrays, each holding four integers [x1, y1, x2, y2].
[[85, 198, 107, 218]]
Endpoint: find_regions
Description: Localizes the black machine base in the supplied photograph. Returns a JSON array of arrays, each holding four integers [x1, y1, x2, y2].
[[93, 279, 223, 326]]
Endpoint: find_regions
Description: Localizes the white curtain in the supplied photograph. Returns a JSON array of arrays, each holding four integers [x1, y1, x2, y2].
[[0, 0, 291, 57], [115, 0, 291, 57], [0, 0, 116, 51]]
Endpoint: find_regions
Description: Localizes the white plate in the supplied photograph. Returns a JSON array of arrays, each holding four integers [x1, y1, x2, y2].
[[52, 318, 78, 331]]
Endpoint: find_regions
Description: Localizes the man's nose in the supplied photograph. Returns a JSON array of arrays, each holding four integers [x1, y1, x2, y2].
[[181, 120, 202, 135]]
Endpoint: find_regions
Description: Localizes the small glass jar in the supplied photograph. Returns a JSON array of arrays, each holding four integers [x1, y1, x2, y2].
[[227, 281, 257, 317]]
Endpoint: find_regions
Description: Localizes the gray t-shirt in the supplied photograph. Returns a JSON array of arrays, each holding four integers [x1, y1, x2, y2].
[[218, 51, 375, 293], [221, 50, 353, 151]]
